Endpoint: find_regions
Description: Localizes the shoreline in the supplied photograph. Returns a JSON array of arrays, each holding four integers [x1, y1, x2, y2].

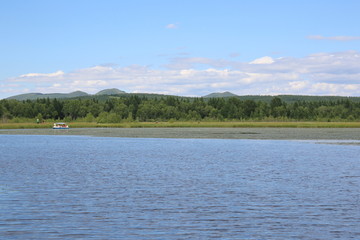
[[1, 127, 360, 140]]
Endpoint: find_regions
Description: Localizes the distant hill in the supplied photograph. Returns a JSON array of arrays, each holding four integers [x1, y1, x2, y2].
[[203, 93, 360, 103], [95, 88, 126, 95], [5, 88, 360, 103], [233, 95, 360, 103], [203, 91, 239, 98], [6, 91, 89, 101], [6, 88, 126, 101]]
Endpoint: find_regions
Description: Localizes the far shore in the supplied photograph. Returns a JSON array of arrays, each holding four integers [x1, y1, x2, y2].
[[1, 127, 360, 140]]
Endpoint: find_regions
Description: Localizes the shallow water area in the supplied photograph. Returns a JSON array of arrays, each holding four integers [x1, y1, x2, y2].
[[2, 127, 360, 140], [1, 135, 360, 239]]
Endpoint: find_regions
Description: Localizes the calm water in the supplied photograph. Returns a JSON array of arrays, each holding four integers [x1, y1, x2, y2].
[[1, 135, 360, 239]]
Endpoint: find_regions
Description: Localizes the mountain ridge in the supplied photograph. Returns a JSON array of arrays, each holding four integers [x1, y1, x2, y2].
[[95, 88, 126, 95], [6, 88, 125, 100], [5, 91, 89, 101], [4, 88, 360, 103], [6, 89, 240, 101], [203, 91, 238, 98]]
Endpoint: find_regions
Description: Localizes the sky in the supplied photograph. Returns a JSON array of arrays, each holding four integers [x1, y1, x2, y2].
[[1, 0, 360, 99]]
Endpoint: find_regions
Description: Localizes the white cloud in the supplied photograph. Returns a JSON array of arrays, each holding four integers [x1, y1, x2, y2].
[[20, 70, 64, 78], [164, 57, 229, 69], [165, 23, 178, 29], [307, 35, 360, 41], [0, 84, 22, 94], [288, 81, 308, 91], [249, 56, 274, 64], [4, 50, 360, 98]]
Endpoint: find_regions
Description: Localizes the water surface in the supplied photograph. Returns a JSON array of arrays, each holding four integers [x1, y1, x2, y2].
[[1, 135, 359, 239]]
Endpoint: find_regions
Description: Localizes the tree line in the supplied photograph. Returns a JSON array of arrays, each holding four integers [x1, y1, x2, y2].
[[1, 96, 360, 122]]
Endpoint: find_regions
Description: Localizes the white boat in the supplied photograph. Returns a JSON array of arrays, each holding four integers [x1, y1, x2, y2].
[[53, 122, 69, 129]]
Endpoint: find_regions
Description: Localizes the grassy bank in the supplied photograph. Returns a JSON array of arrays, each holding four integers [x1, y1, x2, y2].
[[2, 121, 360, 129]]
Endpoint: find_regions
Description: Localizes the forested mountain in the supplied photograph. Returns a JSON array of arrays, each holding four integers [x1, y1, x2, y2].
[[5, 88, 126, 100], [95, 88, 126, 95], [203, 91, 238, 98], [6, 88, 360, 103], [6, 91, 89, 101]]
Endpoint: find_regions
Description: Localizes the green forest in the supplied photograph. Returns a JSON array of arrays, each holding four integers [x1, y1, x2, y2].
[[1, 95, 360, 123]]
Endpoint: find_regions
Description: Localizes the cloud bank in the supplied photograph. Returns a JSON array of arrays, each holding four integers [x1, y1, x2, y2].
[[5, 51, 360, 97], [307, 35, 360, 41]]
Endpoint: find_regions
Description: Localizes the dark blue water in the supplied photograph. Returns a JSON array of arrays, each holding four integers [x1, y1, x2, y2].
[[1, 135, 360, 239]]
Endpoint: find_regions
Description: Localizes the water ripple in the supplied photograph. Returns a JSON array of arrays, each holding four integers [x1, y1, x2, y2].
[[1, 136, 360, 239]]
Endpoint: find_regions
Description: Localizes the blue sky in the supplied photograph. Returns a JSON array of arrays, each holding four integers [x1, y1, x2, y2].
[[1, 0, 360, 98]]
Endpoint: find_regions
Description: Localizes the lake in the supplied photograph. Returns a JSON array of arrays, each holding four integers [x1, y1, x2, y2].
[[1, 135, 360, 239]]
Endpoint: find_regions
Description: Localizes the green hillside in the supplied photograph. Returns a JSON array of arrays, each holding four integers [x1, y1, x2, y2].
[[95, 88, 126, 95], [203, 91, 239, 98], [6, 88, 126, 101], [6, 91, 89, 101]]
